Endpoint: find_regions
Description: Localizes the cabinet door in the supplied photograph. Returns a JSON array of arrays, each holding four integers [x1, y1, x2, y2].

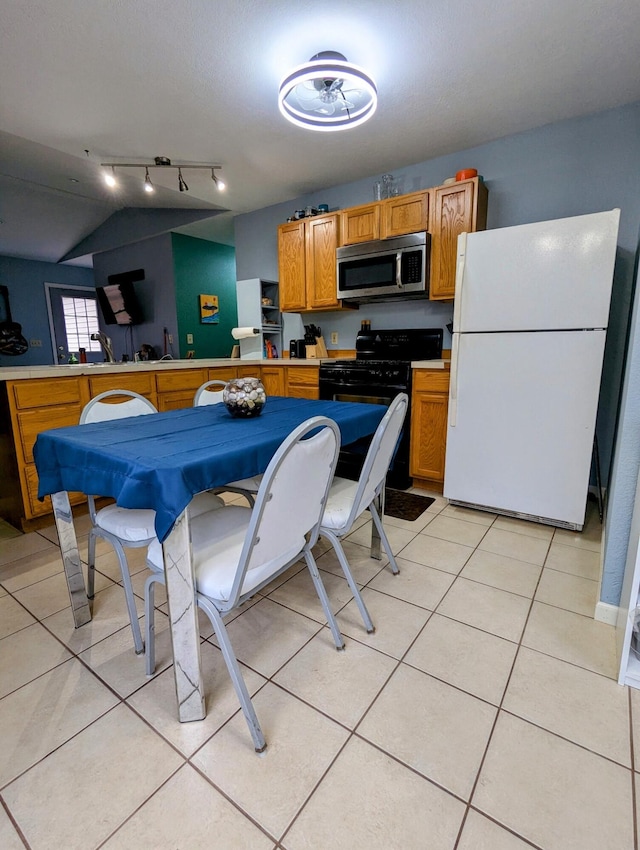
[[260, 366, 285, 396], [286, 366, 319, 399], [278, 221, 307, 311], [306, 214, 340, 310], [429, 178, 487, 300], [382, 191, 429, 239], [410, 391, 449, 483], [339, 203, 380, 245]]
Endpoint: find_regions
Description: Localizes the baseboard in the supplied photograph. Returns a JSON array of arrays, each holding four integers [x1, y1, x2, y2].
[[594, 601, 618, 626]]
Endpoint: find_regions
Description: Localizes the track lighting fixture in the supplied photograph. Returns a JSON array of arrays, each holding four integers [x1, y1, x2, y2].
[[100, 157, 227, 194]]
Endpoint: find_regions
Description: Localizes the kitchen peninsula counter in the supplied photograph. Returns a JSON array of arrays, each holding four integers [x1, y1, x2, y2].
[[0, 356, 451, 529]]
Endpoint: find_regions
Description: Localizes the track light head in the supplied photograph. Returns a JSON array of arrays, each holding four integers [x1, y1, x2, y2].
[[104, 166, 117, 188], [211, 168, 226, 191], [144, 167, 154, 193], [178, 168, 189, 192]]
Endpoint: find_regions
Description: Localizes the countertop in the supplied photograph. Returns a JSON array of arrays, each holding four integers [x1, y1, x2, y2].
[[0, 357, 449, 381]]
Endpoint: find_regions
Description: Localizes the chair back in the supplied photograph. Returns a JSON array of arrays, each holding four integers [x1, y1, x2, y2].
[[347, 393, 408, 526], [194, 380, 227, 407], [80, 389, 157, 424], [228, 416, 340, 606]]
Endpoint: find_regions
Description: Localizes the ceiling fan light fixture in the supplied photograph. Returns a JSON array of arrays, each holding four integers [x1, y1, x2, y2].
[[278, 51, 377, 132]]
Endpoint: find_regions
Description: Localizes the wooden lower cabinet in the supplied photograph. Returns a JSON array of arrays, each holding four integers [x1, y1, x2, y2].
[[0, 362, 319, 529], [286, 366, 319, 399], [260, 366, 285, 396], [410, 369, 450, 489], [4, 377, 89, 526], [155, 369, 207, 411]]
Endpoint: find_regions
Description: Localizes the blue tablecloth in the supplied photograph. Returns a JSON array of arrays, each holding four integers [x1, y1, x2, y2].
[[34, 396, 386, 542]]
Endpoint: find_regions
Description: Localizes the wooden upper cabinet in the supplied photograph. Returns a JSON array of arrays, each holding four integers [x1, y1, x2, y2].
[[429, 177, 488, 300], [278, 221, 307, 311], [306, 214, 340, 310], [381, 191, 429, 239], [339, 203, 380, 245]]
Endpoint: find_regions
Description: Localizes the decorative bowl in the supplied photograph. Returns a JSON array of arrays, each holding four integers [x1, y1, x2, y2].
[[223, 377, 267, 418]]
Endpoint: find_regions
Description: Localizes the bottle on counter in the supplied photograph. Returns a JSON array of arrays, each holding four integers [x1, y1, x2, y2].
[[79, 347, 87, 363], [68, 352, 79, 364]]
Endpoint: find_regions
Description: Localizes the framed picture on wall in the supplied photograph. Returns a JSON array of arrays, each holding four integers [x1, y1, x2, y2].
[[199, 294, 219, 324]]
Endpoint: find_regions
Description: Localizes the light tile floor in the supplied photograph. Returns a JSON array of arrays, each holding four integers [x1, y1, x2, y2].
[[0, 494, 637, 850]]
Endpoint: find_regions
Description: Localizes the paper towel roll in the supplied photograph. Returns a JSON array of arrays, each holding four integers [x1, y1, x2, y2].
[[231, 327, 260, 340]]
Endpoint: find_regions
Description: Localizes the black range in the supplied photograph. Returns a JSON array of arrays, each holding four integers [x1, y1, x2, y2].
[[319, 327, 443, 489]]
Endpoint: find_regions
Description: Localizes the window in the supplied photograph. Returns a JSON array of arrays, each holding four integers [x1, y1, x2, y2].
[[61, 296, 102, 353]]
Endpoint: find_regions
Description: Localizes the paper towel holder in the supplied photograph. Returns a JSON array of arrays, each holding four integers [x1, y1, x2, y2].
[[231, 327, 260, 341]]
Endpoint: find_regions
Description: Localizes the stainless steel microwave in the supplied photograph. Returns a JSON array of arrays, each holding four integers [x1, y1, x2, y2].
[[336, 231, 430, 302]]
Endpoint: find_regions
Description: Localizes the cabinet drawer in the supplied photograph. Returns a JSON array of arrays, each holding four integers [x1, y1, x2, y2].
[[12, 377, 83, 410], [88, 372, 156, 398], [17, 404, 83, 464], [413, 370, 450, 393], [24, 464, 85, 518], [157, 392, 197, 412], [155, 369, 207, 393], [237, 366, 262, 379], [207, 367, 238, 382]]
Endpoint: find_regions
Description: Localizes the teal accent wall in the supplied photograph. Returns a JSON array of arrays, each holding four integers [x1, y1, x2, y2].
[[171, 233, 238, 358]]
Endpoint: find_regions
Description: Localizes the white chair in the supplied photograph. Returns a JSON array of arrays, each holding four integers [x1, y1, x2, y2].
[[193, 379, 260, 506], [144, 416, 344, 752], [81, 389, 223, 654], [319, 393, 409, 633]]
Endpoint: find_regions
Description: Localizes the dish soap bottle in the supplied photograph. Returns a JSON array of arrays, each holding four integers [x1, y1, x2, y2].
[[68, 352, 79, 364]]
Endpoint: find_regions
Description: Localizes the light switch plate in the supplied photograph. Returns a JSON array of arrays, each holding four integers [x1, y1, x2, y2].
[[331, 332, 338, 344], [186, 333, 194, 344]]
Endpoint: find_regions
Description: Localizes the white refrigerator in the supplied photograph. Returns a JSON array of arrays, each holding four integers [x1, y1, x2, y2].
[[443, 209, 620, 530]]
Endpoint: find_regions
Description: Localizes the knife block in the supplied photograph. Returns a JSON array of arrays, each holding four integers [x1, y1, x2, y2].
[[305, 336, 328, 359]]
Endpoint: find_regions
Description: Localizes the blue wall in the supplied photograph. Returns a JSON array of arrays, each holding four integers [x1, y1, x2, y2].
[[0, 256, 95, 366], [234, 101, 640, 607], [92, 233, 179, 362]]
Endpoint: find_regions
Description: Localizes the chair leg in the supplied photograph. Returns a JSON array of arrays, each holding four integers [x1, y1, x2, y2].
[[321, 529, 375, 634], [369, 504, 400, 575], [144, 574, 158, 676], [304, 548, 345, 650], [110, 538, 145, 655], [198, 596, 266, 753], [87, 530, 97, 599]]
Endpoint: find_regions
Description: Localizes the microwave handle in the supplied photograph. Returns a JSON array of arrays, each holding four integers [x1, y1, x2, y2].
[[395, 252, 402, 288]]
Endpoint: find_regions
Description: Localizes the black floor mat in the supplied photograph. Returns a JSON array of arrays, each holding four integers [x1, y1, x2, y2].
[[384, 489, 435, 521]]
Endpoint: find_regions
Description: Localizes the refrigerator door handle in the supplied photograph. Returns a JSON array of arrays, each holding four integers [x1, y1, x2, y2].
[[449, 333, 459, 427], [452, 233, 467, 332]]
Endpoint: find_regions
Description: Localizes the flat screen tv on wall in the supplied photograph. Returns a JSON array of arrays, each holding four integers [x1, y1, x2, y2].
[[96, 269, 145, 325]]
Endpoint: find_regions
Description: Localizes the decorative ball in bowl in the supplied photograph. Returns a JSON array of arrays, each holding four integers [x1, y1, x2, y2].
[[223, 377, 267, 418]]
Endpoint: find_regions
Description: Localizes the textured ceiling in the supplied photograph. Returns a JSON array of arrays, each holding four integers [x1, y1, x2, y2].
[[1, 0, 639, 265]]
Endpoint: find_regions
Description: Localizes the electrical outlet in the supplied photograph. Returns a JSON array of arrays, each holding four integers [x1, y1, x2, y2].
[[186, 333, 193, 344], [168, 334, 173, 344], [330, 332, 338, 345], [30, 338, 42, 347]]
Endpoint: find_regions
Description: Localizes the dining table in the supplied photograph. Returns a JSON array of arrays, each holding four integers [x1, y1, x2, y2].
[[34, 395, 387, 722]]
